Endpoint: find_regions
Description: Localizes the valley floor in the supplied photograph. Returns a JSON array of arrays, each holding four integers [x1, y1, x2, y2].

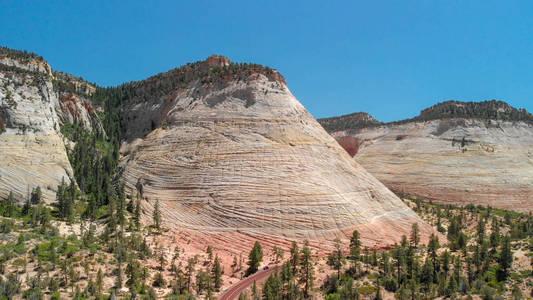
[[0, 195, 531, 299]]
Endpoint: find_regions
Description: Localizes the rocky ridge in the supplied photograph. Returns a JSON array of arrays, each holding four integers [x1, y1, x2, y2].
[[321, 100, 533, 212]]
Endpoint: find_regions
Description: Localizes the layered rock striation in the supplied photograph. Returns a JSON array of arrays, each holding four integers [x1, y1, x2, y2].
[[321, 101, 533, 212], [119, 56, 432, 250], [0, 47, 103, 203]]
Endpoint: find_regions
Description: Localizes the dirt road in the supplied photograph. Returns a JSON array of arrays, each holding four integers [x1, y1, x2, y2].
[[219, 266, 278, 300]]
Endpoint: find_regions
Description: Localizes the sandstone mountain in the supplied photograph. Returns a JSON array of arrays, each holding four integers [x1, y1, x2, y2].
[[0, 47, 433, 251], [319, 100, 533, 212], [0, 47, 103, 203], [111, 55, 432, 250]]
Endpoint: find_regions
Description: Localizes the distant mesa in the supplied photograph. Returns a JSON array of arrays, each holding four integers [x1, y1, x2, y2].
[[320, 100, 533, 212], [318, 112, 382, 133]]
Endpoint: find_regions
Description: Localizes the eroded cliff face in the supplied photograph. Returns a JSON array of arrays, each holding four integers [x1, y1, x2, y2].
[[120, 56, 432, 251], [56, 92, 104, 135], [325, 109, 533, 212], [0, 56, 72, 203], [53, 71, 104, 135], [0, 51, 103, 203]]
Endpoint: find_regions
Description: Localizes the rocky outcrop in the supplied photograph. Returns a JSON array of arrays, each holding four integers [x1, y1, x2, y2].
[[52, 71, 104, 134], [56, 92, 104, 134], [323, 102, 533, 213], [120, 56, 432, 250], [0, 47, 103, 203], [0, 55, 72, 203], [318, 112, 381, 133], [0, 49, 51, 75]]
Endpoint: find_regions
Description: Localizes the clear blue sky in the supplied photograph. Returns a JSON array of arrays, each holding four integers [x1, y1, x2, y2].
[[1, 1, 532, 121]]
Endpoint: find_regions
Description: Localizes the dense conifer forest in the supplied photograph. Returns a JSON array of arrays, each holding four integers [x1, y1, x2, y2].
[[244, 200, 533, 300]]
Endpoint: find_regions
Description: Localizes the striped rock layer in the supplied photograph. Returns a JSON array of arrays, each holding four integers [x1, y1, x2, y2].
[[120, 57, 432, 250], [331, 118, 533, 213], [0, 53, 101, 203]]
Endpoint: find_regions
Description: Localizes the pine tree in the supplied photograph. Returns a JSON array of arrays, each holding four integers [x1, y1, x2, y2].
[[125, 259, 141, 290], [6, 191, 15, 217], [247, 241, 263, 275], [117, 187, 126, 232], [252, 280, 260, 300], [340, 277, 359, 300], [30, 186, 42, 205], [490, 217, 501, 250], [153, 199, 161, 231], [23, 192, 31, 216], [290, 241, 299, 274], [273, 246, 284, 263], [262, 273, 282, 300], [115, 259, 123, 289], [152, 271, 166, 287], [374, 278, 383, 300], [393, 244, 404, 285], [157, 245, 167, 271], [56, 179, 65, 217], [327, 238, 345, 280], [299, 240, 314, 298], [499, 234, 513, 280], [66, 180, 76, 222], [207, 245, 213, 261], [405, 245, 416, 279], [212, 255, 223, 290], [186, 258, 196, 292], [57, 178, 75, 222], [410, 223, 420, 247], [349, 230, 361, 274], [280, 261, 295, 298], [428, 233, 440, 279], [381, 251, 391, 275], [86, 195, 97, 220], [134, 197, 141, 230]]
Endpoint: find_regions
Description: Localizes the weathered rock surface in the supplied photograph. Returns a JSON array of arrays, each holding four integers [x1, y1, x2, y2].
[[0, 58, 71, 203], [0, 48, 103, 203], [120, 56, 432, 250], [56, 92, 103, 134], [322, 102, 533, 212], [53, 70, 103, 134]]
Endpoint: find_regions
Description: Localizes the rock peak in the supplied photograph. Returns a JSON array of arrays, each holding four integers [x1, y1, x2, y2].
[[318, 112, 382, 132], [204, 55, 231, 67]]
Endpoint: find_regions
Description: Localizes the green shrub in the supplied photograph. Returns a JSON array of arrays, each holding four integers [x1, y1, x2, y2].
[[12, 257, 26, 267], [325, 293, 341, 300], [152, 271, 166, 287], [0, 219, 14, 233], [358, 285, 377, 296], [382, 277, 398, 292]]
